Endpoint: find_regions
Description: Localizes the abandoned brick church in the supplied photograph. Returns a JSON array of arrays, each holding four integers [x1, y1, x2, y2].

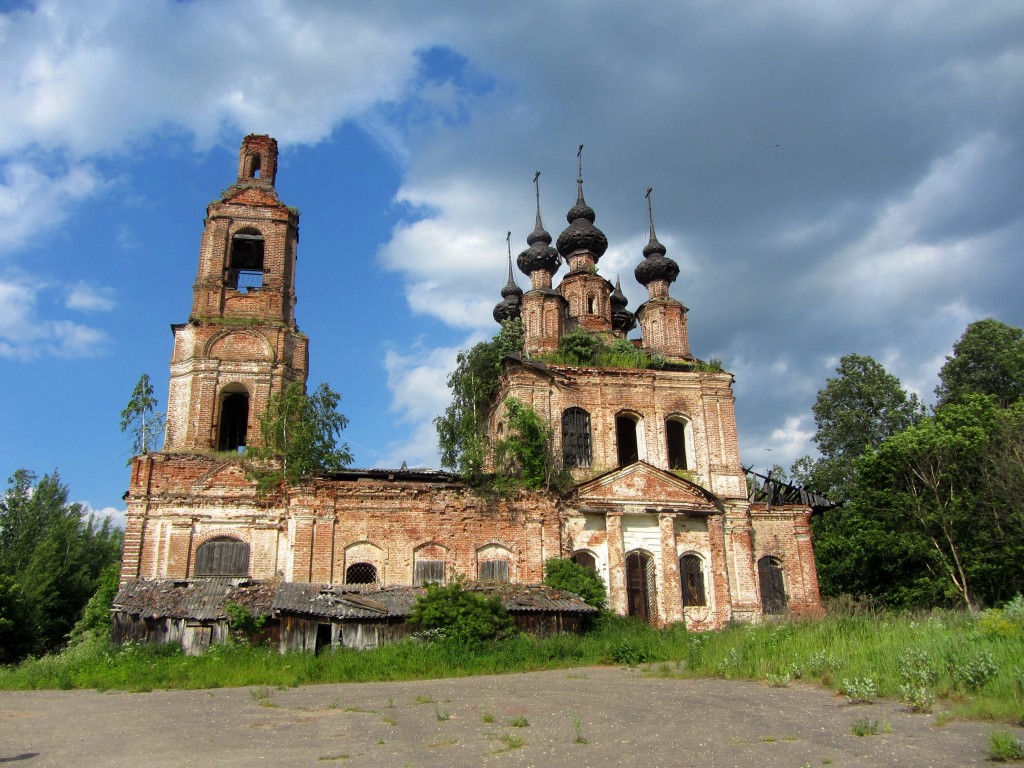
[[114, 135, 824, 653]]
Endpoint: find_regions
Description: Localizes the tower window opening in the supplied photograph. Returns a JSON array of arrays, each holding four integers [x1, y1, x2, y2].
[[666, 417, 691, 470], [249, 154, 261, 178], [562, 407, 592, 468], [586, 294, 596, 314], [218, 391, 249, 451], [616, 413, 640, 466], [227, 231, 265, 292]]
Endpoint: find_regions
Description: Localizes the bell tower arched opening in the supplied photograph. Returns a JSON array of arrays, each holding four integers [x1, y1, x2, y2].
[[217, 385, 249, 452], [227, 229, 265, 292]]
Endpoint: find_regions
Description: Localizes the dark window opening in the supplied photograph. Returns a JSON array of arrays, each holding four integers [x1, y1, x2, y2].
[[345, 562, 377, 585], [667, 419, 688, 470], [586, 294, 595, 314], [250, 154, 261, 178], [758, 556, 787, 614], [478, 560, 509, 583], [616, 415, 639, 466], [572, 551, 597, 570], [680, 554, 706, 607], [227, 231, 265, 291], [194, 537, 249, 577], [562, 408, 592, 468], [414, 559, 446, 585], [217, 392, 249, 451], [625, 550, 657, 623]]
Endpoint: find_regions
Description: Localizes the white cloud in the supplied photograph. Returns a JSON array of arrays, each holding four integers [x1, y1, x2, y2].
[[0, 274, 109, 359], [80, 502, 126, 530], [0, 161, 100, 255], [66, 281, 115, 312]]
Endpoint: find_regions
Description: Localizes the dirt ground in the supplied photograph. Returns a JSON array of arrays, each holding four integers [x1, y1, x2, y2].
[[0, 666, 1018, 767]]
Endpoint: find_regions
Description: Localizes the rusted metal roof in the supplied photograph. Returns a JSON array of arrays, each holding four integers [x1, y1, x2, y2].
[[114, 580, 598, 622]]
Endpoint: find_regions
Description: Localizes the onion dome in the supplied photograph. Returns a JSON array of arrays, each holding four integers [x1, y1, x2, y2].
[[634, 187, 680, 286], [517, 172, 561, 277], [610, 277, 636, 332], [494, 239, 523, 323], [556, 159, 608, 260]]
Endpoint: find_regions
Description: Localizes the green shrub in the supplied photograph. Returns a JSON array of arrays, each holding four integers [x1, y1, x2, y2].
[[408, 581, 516, 645], [950, 649, 999, 692], [898, 684, 936, 713], [988, 730, 1024, 762], [542, 558, 607, 609], [842, 677, 877, 704], [223, 601, 267, 638]]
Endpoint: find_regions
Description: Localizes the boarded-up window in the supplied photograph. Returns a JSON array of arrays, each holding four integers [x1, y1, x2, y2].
[[758, 556, 786, 614], [345, 562, 377, 585], [194, 537, 249, 577], [478, 560, 509, 583], [680, 554, 706, 607], [414, 559, 446, 585], [572, 551, 597, 570], [562, 408, 592, 468]]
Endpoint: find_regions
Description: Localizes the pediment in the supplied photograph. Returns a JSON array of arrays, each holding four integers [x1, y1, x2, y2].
[[192, 460, 252, 490], [222, 186, 283, 208], [572, 461, 724, 513]]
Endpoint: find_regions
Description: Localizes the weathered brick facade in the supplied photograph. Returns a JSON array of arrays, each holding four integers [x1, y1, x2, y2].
[[120, 136, 822, 634]]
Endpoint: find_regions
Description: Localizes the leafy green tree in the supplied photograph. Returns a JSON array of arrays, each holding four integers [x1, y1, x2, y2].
[[796, 353, 923, 498], [68, 562, 121, 646], [936, 318, 1024, 409], [408, 580, 516, 644], [119, 373, 164, 461], [493, 398, 555, 491], [435, 319, 523, 481], [542, 558, 607, 609], [0, 470, 122, 659], [246, 382, 353, 493], [556, 328, 603, 366]]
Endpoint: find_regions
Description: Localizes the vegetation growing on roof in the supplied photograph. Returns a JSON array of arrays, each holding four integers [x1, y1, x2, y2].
[[537, 328, 723, 372]]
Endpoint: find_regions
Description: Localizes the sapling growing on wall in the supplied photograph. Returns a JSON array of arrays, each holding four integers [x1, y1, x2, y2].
[[120, 373, 165, 462]]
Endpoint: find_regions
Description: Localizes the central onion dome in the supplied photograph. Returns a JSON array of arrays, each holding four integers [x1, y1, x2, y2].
[[634, 189, 680, 286], [517, 173, 561, 277], [556, 178, 608, 260], [493, 246, 523, 323]]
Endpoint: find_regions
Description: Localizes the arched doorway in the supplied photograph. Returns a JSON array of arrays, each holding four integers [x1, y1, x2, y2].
[[625, 550, 657, 623], [758, 556, 787, 614]]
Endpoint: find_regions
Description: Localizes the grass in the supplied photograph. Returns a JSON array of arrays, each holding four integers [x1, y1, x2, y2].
[[508, 715, 529, 727], [988, 730, 1024, 762], [2, 610, 1022, 724]]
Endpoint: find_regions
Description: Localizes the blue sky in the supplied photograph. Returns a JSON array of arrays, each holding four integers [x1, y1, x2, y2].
[[1, 1, 1022, 525]]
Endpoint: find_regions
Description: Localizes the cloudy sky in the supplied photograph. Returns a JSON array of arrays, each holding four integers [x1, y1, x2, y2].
[[1, 0, 1021, 524]]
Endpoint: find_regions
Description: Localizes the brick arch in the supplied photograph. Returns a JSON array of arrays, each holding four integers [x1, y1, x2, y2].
[[206, 328, 275, 363], [191, 529, 252, 578], [413, 541, 449, 585], [193, 527, 252, 548]]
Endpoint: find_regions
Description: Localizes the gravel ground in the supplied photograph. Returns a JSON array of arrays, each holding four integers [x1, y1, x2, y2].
[[0, 666, 1017, 767]]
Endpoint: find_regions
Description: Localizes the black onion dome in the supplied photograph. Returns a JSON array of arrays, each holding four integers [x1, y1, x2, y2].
[[610, 277, 627, 308], [634, 192, 679, 286], [500, 255, 523, 299], [556, 180, 609, 259], [610, 277, 636, 332], [493, 294, 521, 323], [517, 215, 561, 276]]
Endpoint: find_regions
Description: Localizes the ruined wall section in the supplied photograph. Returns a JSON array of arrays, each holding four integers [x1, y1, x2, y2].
[[750, 504, 823, 617]]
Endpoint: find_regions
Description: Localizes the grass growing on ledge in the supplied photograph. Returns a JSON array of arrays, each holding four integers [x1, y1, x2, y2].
[[1, 611, 1021, 725]]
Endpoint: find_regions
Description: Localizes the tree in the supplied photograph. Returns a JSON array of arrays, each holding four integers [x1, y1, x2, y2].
[[435, 319, 523, 481], [493, 398, 556, 491], [408, 580, 516, 644], [119, 373, 164, 462], [796, 353, 924, 498], [542, 558, 607, 609], [247, 382, 353, 492], [936, 318, 1024, 409], [0, 470, 123, 659]]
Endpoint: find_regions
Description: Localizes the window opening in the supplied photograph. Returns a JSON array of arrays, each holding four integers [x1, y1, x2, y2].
[[414, 559, 446, 585], [625, 550, 657, 623], [586, 294, 596, 314], [250, 154, 261, 178], [758, 556, 787, 614], [217, 392, 249, 451], [478, 560, 509, 583], [194, 537, 249, 577], [667, 419, 688, 470], [616, 414, 640, 466], [572, 551, 597, 570], [680, 554, 706, 607], [227, 231, 265, 291], [562, 408, 592, 468], [345, 562, 377, 586]]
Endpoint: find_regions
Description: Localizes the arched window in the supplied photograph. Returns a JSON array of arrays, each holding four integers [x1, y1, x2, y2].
[[666, 416, 693, 470], [680, 554, 706, 607], [194, 536, 249, 577], [345, 562, 377, 586], [227, 228, 264, 291], [249, 154, 261, 178], [625, 550, 657, 623], [586, 294, 596, 314], [478, 560, 509, 582], [758, 556, 787, 614], [562, 408, 592, 468], [217, 385, 249, 451], [616, 412, 642, 466], [572, 551, 597, 570]]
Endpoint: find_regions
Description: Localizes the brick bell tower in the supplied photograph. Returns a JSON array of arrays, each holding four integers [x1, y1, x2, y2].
[[163, 134, 309, 453]]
